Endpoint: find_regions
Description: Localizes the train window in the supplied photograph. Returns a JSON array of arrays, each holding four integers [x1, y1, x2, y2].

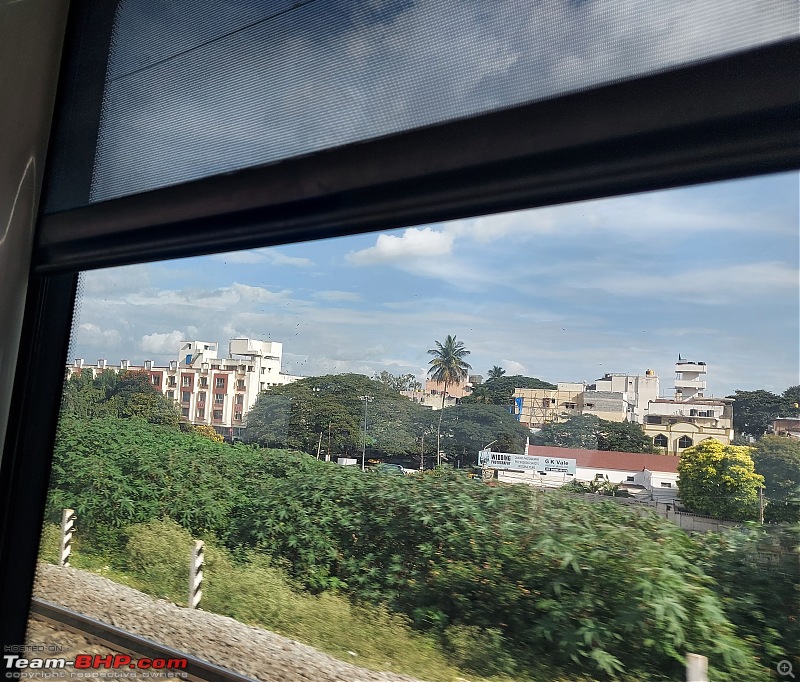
[[43, 0, 797, 211], [23, 172, 800, 680]]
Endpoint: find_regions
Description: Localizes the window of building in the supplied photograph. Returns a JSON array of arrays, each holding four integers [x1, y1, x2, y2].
[[653, 434, 668, 448], [151, 374, 160, 385], [595, 473, 604, 480], [168, 377, 176, 387], [199, 378, 208, 388], [564, 402, 577, 410], [647, 416, 662, 424], [211, 364, 220, 370], [166, 391, 174, 400], [215, 377, 225, 388], [678, 436, 693, 449], [198, 391, 206, 402], [196, 407, 204, 418], [626, 476, 634, 482], [236, 394, 244, 405], [182, 376, 191, 386], [660, 482, 673, 488], [234, 412, 243, 421], [237, 380, 245, 389], [181, 407, 190, 418], [213, 410, 223, 421], [181, 391, 191, 403], [214, 394, 224, 404]]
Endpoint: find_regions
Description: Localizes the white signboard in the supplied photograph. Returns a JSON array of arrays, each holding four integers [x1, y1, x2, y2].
[[478, 450, 576, 475]]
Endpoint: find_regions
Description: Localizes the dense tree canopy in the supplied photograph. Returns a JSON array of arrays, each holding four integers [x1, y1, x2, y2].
[[752, 436, 800, 523], [372, 370, 422, 392], [62, 369, 180, 427], [461, 375, 556, 406], [727, 387, 799, 437], [531, 414, 657, 453], [244, 374, 527, 465], [677, 440, 764, 521]]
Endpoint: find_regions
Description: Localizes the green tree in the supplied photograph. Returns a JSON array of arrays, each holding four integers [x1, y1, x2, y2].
[[782, 385, 800, 414], [61, 371, 110, 419], [427, 336, 472, 465], [460, 375, 556, 406], [486, 365, 505, 380], [532, 414, 657, 453], [436, 403, 529, 465], [245, 374, 424, 460], [532, 414, 601, 449], [752, 436, 800, 523], [61, 368, 179, 427], [677, 440, 765, 521], [107, 370, 181, 426], [727, 389, 786, 437], [597, 419, 658, 453], [372, 370, 422, 392]]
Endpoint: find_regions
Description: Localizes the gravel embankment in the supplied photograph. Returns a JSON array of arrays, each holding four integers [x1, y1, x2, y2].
[[27, 563, 426, 682]]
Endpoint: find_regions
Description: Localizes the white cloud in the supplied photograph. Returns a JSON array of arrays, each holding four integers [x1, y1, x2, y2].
[[501, 359, 527, 375], [76, 323, 121, 346], [140, 331, 184, 354], [347, 227, 454, 265]]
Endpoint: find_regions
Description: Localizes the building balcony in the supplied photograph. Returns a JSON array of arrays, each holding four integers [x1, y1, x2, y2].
[[675, 379, 706, 389], [675, 362, 707, 374]]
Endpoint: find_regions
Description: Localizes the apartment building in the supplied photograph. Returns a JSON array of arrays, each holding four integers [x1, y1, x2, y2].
[[642, 361, 733, 452], [68, 337, 301, 436], [513, 382, 585, 429], [511, 360, 732, 452]]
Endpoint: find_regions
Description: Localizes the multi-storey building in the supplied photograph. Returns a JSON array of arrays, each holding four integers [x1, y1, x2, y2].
[[642, 360, 732, 453], [589, 370, 660, 423], [511, 361, 732, 453], [513, 382, 585, 429], [67, 338, 301, 436]]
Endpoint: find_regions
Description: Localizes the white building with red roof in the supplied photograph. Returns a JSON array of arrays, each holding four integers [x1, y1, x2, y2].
[[496, 444, 680, 501]]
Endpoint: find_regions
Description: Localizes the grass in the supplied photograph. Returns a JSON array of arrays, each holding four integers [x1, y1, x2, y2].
[[36, 523, 460, 680], [37, 520, 588, 682]]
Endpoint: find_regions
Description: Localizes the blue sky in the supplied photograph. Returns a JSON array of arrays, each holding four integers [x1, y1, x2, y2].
[[73, 172, 799, 397]]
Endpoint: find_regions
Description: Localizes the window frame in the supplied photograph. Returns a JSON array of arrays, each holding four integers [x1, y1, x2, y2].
[[0, 0, 798, 645]]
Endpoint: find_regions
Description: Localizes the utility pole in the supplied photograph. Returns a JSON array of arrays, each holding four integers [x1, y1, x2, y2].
[[316, 431, 323, 459], [359, 395, 373, 472], [759, 486, 765, 524], [327, 421, 332, 462]]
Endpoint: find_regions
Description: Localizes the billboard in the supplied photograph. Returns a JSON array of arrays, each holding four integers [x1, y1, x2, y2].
[[477, 450, 576, 475]]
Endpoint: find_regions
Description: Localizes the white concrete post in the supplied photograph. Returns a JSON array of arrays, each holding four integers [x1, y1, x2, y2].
[[59, 508, 76, 567], [188, 540, 204, 609], [686, 653, 708, 682]]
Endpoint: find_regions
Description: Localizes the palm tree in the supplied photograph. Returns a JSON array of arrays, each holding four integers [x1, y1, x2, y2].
[[487, 365, 506, 381], [427, 335, 472, 465]]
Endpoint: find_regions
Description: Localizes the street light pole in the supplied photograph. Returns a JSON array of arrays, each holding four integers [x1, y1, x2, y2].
[[359, 395, 373, 472]]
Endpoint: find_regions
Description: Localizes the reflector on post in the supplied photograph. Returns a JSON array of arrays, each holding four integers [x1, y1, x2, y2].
[[60, 508, 76, 567], [188, 540, 204, 609]]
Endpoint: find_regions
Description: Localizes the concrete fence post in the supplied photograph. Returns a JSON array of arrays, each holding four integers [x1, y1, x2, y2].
[[686, 653, 708, 682], [188, 540, 204, 609], [60, 509, 76, 567]]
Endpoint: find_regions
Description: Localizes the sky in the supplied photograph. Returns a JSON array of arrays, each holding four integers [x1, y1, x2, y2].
[[72, 172, 799, 398]]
